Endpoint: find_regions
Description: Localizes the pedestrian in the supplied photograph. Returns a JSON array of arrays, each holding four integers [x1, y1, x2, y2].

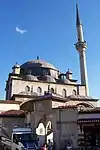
[[41, 143, 48, 150], [66, 143, 72, 150], [48, 139, 53, 150]]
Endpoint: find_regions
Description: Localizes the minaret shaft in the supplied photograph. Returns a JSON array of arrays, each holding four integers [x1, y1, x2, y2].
[[75, 4, 89, 96], [77, 25, 84, 42], [79, 51, 89, 96]]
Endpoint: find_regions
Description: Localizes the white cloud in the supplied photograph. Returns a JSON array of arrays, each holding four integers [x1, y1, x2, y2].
[[16, 27, 27, 34]]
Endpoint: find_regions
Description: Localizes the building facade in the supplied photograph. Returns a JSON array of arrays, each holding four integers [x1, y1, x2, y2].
[[0, 3, 100, 150]]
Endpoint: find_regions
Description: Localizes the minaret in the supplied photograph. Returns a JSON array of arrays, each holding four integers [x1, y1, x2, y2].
[[75, 4, 89, 96]]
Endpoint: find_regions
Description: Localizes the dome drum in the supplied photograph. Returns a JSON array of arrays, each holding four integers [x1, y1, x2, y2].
[[20, 59, 59, 79]]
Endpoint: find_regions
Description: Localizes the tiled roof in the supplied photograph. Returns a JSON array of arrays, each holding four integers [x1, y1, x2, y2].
[[79, 107, 100, 114], [0, 100, 21, 104], [53, 105, 77, 109], [68, 95, 98, 101], [26, 93, 67, 102], [19, 93, 67, 103], [0, 110, 25, 117]]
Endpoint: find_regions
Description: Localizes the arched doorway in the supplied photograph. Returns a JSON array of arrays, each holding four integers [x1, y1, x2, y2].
[[36, 119, 53, 146]]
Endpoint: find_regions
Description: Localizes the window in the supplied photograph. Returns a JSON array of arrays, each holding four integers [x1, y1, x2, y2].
[[20, 68, 24, 75], [37, 87, 42, 95], [28, 70, 32, 74], [62, 89, 66, 97], [73, 90, 77, 95], [51, 88, 54, 93], [31, 86, 33, 92], [13, 133, 36, 142], [77, 105, 85, 111], [25, 86, 30, 92]]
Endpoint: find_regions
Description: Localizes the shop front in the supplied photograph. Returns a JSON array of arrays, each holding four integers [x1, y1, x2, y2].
[[78, 109, 100, 150]]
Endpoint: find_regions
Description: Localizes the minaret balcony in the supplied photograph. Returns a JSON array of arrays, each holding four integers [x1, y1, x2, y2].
[[75, 41, 87, 52]]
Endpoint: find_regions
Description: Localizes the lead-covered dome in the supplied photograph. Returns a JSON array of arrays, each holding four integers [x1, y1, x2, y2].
[[24, 74, 38, 81], [43, 75, 56, 83], [20, 59, 59, 79], [60, 78, 71, 84], [21, 59, 58, 71]]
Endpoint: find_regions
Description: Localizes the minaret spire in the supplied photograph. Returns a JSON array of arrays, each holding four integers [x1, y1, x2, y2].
[[76, 4, 81, 26], [75, 4, 89, 96]]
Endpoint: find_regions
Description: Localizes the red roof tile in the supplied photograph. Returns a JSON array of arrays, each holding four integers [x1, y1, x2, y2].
[[0, 110, 25, 117], [68, 95, 98, 101], [79, 108, 100, 114], [0, 100, 21, 104]]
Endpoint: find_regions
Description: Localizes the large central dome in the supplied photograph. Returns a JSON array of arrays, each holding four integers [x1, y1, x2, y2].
[[21, 59, 58, 71], [20, 59, 59, 79]]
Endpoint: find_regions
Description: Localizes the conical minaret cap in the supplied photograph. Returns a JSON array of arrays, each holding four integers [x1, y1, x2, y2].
[[76, 4, 81, 26]]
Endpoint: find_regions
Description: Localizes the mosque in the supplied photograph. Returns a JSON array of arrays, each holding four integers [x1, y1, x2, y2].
[[0, 4, 100, 150]]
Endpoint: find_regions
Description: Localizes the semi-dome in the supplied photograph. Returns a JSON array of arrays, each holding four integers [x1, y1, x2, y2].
[[43, 75, 56, 83], [24, 74, 38, 81], [21, 59, 58, 71]]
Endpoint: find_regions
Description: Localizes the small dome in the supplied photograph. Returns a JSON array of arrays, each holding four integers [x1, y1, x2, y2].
[[19, 91, 38, 96], [12, 64, 20, 69], [18, 91, 27, 95], [31, 92, 38, 96], [60, 78, 71, 84], [43, 75, 56, 83], [24, 74, 38, 81]]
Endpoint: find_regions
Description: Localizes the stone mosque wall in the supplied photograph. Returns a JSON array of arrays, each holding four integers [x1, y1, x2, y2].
[[11, 78, 86, 98]]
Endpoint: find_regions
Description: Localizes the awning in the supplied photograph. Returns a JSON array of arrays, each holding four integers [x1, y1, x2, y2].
[[78, 119, 100, 124]]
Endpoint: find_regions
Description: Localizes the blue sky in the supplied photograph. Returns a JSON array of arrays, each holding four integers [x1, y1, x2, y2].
[[0, 0, 100, 99]]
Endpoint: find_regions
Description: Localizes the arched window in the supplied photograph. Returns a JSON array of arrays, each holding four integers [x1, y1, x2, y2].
[[77, 103, 94, 109], [20, 68, 24, 75], [25, 86, 30, 92], [62, 89, 67, 97], [73, 90, 77, 95], [46, 121, 52, 133], [46, 121, 52, 130], [31, 86, 33, 92], [51, 88, 54, 93], [37, 87, 42, 95], [36, 123, 45, 135], [77, 105, 85, 111]]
